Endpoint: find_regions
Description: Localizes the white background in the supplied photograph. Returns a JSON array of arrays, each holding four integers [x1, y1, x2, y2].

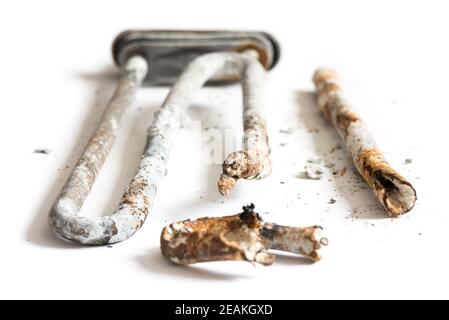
[[0, 0, 447, 299]]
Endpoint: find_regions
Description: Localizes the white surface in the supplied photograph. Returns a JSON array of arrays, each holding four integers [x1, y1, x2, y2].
[[0, 0, 447, 299]]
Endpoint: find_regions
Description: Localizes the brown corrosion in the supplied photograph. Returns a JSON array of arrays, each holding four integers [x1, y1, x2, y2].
[[313, 68, 339, 88], [313, 68, 417, 216], [236, 42, 270, 70], [161, 208, 273, 265], [217, 174, 237, 196], [217, 56, 272, 196], [218, 150, 272, 196], [160, 204, 326, 265], [357, 149, 416, 216], [119, 178, 151, 229], [336, 110, 360, 137]]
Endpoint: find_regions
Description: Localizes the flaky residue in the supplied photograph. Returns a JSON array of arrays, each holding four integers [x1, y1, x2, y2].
[[160, 204, 327, 265], [313, 68, 417, 216], [218, 150, 272, 195]]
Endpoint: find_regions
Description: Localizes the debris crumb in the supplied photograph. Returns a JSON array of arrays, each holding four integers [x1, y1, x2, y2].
[[279, 128, 295, 134], [405, 158, 412, 164], [33, 148, 50, 155], [329, 144, 342, 153], [302, 163, 324, 180], [324, 162, 335, 169]]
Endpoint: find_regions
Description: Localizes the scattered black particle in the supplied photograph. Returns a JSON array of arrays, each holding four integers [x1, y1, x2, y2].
[[280, 181, 285, 184], [107, 245, 113, 248], [240, 203, 256, 220], [405, 158, 412, 164], [329, 198, 336, 204], [33, 148, 50, 155], [279, 128, 293, 134], [242, 203, 255, 214]]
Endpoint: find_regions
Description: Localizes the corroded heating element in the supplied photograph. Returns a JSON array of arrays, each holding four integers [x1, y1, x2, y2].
[[313, 68, 417, 216], [50, 56, 149, 245], [218, 56, 272, 196], [50, 51, 273, 245], [161, 204, 327, 265]]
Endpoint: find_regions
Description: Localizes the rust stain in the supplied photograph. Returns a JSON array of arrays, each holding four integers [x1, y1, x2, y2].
[[357, 149, 417, 216], [312, 68, 339, 88], [336, 110, 360, 137], [218, 150, 272, 196], [236, 42, 270, 70], [160, 204, 326, 265], [313, 68, 417, 216]]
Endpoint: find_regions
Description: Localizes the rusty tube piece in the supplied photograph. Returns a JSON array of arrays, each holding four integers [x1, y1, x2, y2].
[[218, 52, 272, 196], [313, 68, 416, 216], [161, 204, 326, 265]]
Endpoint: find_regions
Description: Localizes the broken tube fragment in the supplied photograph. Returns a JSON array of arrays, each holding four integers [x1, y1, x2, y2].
[[312, 68, 417, 216], [217, 52, 272, 196], [160, 204, 327, 265]]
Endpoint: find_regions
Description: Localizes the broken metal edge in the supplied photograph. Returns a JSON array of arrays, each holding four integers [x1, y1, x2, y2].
[[112, 30, 280, 85], [160, 205, 327, 265], [313, 68, 417, 216]]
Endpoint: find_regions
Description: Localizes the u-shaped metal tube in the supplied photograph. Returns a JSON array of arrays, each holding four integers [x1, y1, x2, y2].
[[49, 50, 271, 245]]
